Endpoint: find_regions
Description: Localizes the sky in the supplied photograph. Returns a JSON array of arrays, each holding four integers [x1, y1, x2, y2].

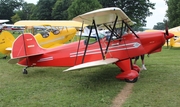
[[24, 0, 167, 29], [25, 0, 38, 4], [145, 0, 167, 28]]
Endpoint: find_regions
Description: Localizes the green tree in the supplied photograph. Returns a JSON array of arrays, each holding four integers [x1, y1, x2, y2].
[[153, 22, 165, 30], [0, 0, 22, 22], [68, 0, 102, 19], [166, 0, 180, 28], [31, 0, 56, 20], [15, 3, 36, 20], [52, 0, 73, 20], [98, 0, 116, 7], [98, 0, 155, 27], [11, 13, 21, 23], [22, 3, 36, 19]]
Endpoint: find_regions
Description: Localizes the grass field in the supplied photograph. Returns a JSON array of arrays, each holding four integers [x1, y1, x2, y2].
[[122, 47, 180, 107], [0, 54, 126, 107], [1, 32, 180, 106]]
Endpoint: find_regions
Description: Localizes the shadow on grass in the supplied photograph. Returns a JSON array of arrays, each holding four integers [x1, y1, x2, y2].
[[21, 64, 125, 88]]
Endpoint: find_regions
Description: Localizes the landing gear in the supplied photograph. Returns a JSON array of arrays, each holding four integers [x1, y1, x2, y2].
[[23, 67, 28, 74], [115, 59, 140, 83], [1, 55, 7, 59], [116, 70, 139, 83], [125, 77, 138, 83]]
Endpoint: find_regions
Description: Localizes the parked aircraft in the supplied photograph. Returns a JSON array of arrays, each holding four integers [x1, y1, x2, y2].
[[166, 26, 180, 48], [0, 20, 9, 32], [145, 27, 180, 48], [0, 20, 85, 57], [8, 7, 174, 83], [1, 24, 25, 34]]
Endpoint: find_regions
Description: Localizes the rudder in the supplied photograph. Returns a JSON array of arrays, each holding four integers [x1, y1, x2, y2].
[[0, 31, 15, 55], [11, 33, 45, 59]]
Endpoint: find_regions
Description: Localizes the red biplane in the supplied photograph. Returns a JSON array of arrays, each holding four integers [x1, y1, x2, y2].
[[9, 7, 174, 82]]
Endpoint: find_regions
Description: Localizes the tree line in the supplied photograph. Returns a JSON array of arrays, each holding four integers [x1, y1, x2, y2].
[[0, 0, 156, 27], [2, 0, 177, 29]]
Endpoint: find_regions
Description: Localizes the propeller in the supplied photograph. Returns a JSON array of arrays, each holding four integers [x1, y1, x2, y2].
[[164, 22, 174, 47], [165, 23, 169, 47]]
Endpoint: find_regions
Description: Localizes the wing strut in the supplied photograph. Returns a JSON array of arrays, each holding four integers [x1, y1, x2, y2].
[[103, 24, 119, 38], [105, 16, 118, 54], [93, 19, 105, 60], [74, 21, 84, 65], [81, 23, 93, 63], [122, 20, 139, 38], [82, 19, 105, 63]]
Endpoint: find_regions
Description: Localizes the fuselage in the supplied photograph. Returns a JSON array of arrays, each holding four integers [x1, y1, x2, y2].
[[17, 31, 173, 67]]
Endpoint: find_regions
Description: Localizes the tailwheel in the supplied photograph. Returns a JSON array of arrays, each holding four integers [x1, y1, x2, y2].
[[125, 77, 138, 83], [23, 69, 28, 74], [2, 55, 7, 59], [23, 67, 28, 74]]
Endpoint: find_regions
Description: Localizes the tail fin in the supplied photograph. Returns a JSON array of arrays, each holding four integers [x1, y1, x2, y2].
[[0, 31, 15, 55], [11, 33, 45, 59]]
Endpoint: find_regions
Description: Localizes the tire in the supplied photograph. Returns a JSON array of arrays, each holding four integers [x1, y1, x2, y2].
[[125, 77, 138, 83]]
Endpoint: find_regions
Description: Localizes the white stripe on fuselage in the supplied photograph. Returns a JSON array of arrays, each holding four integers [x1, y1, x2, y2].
[[70, 42, 140, 57], [37, 56, 53, 62]]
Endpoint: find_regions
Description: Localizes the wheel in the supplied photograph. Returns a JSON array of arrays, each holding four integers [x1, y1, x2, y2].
[[2, 56, 7, 59], [23, 69, 28, 74], [125, 77, 138, 83]]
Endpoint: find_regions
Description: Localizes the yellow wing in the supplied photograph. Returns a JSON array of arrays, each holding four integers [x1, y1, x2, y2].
[[14, 20, 87, 27], [0, 20, 86, 55]]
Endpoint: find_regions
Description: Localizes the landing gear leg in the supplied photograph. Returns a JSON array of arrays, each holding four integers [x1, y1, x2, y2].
[[2, 55, 7, 59], [23, 67, 28, 74], [115, 59, 139, 83]]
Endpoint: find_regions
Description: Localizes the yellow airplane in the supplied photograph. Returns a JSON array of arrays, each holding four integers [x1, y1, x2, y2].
[[0, 31, 15, 55], [0, 20, 86, 58], [144, 27, 180, 48], [167, 26, 180, 48]]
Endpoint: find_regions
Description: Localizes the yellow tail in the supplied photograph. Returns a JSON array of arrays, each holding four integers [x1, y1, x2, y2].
[[0, 31, 15, 55]]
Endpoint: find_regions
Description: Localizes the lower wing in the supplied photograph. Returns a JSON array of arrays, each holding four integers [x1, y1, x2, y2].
[[63, 58, 119, 72]]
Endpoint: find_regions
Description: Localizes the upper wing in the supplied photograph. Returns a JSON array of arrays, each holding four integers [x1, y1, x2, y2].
[[14, 20, 88, 27], [169, 26, 180, 36], [72, 7, 134, 27], [63, 58, 119, 72], [0, 20, 9, 23]]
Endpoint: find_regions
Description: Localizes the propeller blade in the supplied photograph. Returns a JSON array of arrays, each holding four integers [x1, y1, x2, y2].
[[165, 23, 169, 36], [165, 22, 169, 47]]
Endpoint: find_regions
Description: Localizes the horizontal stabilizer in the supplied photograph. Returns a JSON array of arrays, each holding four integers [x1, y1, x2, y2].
[[8, 58, 21, 64], [8, 53, 43, 64], [5, 47, 12, 51], [63, 58, 119, 72]]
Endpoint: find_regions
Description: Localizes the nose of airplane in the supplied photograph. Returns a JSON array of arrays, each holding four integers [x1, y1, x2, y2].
[[165, 32, 174, 40]]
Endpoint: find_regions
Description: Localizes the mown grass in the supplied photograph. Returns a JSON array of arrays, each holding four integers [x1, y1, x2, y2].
[[1, 32, 180, 106], [122, 47, 180, 107], [0, 54, 126, 107]]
